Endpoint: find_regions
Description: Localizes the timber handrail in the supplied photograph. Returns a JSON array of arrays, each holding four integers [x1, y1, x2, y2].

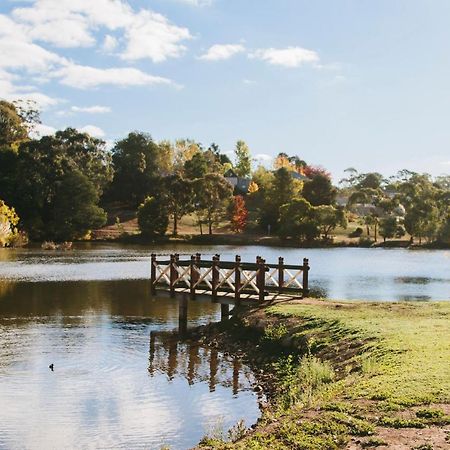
[[150, 253, 310, 301]]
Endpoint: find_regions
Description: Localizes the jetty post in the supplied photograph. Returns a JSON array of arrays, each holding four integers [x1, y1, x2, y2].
[[278, 257, 284, 294], [302, 257, 310, 297], [170, 254, 176, 297], [234, 255, 241, 305], [150, 253, 156, 295]]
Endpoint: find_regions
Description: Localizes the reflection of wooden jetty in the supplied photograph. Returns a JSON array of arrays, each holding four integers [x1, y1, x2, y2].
[[149, 330, 252, 394], [150, 253, 309, 326]]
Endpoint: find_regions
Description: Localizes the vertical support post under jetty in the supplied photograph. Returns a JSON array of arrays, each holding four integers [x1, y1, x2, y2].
[[234, 255, 241, 305], [178, 295, 188, 336], [150, 253, 156, 295], [170, 254, 176, 298], [302, 257, 310, 298], [190, 255, 196, 300], [278, 256, 284, 294], [221, 303, 229, 321]]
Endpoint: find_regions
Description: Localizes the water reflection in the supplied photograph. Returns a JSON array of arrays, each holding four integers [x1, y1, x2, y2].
[[149, 331, 254, 396], [0, 280, 261, 449]]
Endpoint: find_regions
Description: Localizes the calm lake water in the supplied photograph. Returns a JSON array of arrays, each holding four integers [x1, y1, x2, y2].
[[0, 244, 449, 449]]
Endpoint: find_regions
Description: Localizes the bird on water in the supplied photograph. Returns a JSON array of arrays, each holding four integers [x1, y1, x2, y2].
[[49, 364, 54, 371]]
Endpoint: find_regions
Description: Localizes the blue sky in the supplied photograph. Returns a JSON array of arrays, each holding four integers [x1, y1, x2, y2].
[[1, 0, 450, 180]]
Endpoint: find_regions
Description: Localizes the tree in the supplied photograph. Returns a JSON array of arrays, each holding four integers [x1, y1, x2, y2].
[[303, 165, 331, 179], [0, 199, 19, 247], [0, 100, 29, 149], [10, 128, 111, 240], [379, 216, 405, 242], [234, 140, 251, 177], [278, 198, 319, 241], [302, 174, 337, 206], [50, 171, 106, 241], [230, 195, 248, 233], [184, 152, 210, 179], [110, 132, 164, 205], [398, 174, 443, 244], [315, 205, 347, 240], [164, 175, 193, 235], [137, 196, 169, 237], [194, 174, 233, 234]]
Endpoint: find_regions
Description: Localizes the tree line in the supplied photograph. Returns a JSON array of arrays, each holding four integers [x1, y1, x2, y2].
[[0, 100, 448, 246]]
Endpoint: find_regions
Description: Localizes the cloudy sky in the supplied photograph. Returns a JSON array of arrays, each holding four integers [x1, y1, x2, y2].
[[1, 0, 450, 179]]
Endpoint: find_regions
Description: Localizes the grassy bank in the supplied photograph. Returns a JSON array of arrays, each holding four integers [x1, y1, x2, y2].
[[196, 300, 450, 449]]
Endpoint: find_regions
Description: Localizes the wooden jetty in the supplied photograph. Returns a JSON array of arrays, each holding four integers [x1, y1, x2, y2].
[[150, 253, 309, 307]]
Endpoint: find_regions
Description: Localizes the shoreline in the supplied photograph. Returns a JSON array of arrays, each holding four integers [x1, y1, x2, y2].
[[191, 299, 450, 449], [40, 233, 450, 250]]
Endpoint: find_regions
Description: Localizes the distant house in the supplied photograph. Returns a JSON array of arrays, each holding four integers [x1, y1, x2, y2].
[[224, 169, 251, 194]]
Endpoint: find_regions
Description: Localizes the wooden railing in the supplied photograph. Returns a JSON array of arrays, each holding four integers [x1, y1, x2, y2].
[[150, 253, 309, 302]]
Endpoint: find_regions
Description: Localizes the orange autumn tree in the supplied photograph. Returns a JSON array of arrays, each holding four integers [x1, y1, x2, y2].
[[231, 195, 248, 233]]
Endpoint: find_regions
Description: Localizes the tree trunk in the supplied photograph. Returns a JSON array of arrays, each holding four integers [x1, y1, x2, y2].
[[374, 223, 378, 242], [208, 211, 213, 235], [173, 214, 178, 236], [366, 225, 370, 236]]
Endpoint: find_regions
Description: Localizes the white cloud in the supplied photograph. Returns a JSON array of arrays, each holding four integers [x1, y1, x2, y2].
[[10, 0, 192, 62], [55, 64, 176, 89], [254, 153, 273, 162], [79, 125, 105, 138], [250, 46, 319, 68], [102, 34, 118, 52], [0, 69, 59, 109], [120, 10, 191, 62], [32, 123, 57, 137], [71, 105, 111, 113], [176, 0, 213, 5], [199, 44, 245, 61]]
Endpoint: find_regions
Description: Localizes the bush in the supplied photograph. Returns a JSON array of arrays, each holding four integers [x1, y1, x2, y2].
[[349, 227, 363, 238], [137, 196, 168, 237]]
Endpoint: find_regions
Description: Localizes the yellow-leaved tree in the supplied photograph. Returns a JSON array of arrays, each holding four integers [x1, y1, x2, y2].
[[0, 200, 19, 247]]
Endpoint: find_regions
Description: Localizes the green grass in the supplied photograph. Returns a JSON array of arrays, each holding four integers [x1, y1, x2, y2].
[[196, 300, 450, 449], [269, 301, 450, 405]]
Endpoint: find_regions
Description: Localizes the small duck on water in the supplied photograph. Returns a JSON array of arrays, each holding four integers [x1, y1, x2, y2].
[[49, 364, 54, 371]]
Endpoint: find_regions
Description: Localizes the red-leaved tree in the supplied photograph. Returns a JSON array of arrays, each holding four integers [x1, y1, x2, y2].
[[231, 195, 248, 233], [303, 165, 331, 179]]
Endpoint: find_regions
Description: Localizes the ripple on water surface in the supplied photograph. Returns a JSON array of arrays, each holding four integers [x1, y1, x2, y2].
[[0, 280, 262, 449]]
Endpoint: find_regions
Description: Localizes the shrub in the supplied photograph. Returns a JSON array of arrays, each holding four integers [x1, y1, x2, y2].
[[137, 196, 168, 237], [349, 227, 363, 238]]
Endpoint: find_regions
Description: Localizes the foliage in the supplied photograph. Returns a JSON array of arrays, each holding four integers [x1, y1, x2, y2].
[[0, 199, 20, 247], [109, 132, 165, 205], [315, 205, 347, 239], [259, 168, 295, 231], [0, 100, 30, 149], [379, 216, 405, 242], [278, 197, 319, 241], [234, 140, 252, 177], [302, 174, 337, 206], [9, 128, 111, 240], [193, 173, 233, 234], [230, 195, 248, 233], [137, 196, 168, 237], [49, 171, 107, 240], [164, 174, 193, 235]]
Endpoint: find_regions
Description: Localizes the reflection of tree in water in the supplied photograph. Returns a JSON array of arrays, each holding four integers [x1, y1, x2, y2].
[[149, 330, 254, 395]]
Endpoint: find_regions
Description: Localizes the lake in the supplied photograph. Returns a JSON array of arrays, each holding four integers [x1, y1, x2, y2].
[[0, 244, 449, 449]]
